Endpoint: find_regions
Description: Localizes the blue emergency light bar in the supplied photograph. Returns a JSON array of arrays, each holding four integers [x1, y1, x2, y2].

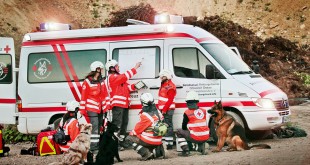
[[39, 22, 72, 32]]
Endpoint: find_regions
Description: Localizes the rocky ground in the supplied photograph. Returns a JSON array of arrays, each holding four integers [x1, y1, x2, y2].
[[1, 102, 309, 165]]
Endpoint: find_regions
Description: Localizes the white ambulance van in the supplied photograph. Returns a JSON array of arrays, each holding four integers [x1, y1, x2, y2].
[[0, 16, 290, 137]]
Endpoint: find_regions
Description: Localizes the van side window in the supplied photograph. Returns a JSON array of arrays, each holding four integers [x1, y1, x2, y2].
[[173, 48, 212, 79], [28, 49, 107, 83], [0, 54, 12, 84], [112, 47, 160, 79]]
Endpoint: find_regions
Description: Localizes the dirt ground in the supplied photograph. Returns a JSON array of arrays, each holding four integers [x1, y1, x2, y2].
[[1, 102, 309, 165]]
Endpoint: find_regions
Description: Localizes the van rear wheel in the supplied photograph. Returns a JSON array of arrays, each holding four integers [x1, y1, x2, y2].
[[53, 118, 62, 130]]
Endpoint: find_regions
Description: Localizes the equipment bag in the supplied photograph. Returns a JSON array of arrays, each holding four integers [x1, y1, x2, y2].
[[153, 111, 168, 137], [37, 130, 62, 156], [0, 126, 10, 157]]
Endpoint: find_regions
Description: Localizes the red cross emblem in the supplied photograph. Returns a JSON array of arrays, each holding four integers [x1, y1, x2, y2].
[[4, 45, 11, 53]]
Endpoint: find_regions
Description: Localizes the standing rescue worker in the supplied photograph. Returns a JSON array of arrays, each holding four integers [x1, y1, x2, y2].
[[176, 91, 209, 156], [80, 61, 110, 153], [59, 100, 80, 152], [158, 69, 176, 150], [126, 93, 165, 161], [105, 59, 141, 147]]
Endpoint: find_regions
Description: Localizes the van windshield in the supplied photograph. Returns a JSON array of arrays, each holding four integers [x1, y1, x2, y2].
[[201, 43, 253, 75]]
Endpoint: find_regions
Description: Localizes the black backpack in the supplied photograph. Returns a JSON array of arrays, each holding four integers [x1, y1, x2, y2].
[[53, 119, 71, 145]]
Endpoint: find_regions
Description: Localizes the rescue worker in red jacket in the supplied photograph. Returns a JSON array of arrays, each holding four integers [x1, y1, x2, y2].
[[126, 93, 165, 161], [80, 61, 110, 153], [105, 59, 142, 147], [59, 100, 80, 152], [177, 91, 210, 156], [158, 69, 176, 150]]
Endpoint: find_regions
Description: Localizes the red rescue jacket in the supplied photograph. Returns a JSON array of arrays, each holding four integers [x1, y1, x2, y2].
[[106, 68, 137, 108], [184, 108, 210, 141], [59, 118, 80, 152], [80, 77, 110, 117], [131, 111, 164, 146], [158, 80, 176, 113]]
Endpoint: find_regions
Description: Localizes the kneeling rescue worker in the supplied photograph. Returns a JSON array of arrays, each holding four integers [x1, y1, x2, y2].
[[177, 91, 210, 156], [126, 93, 165, 161], [59, 100, 80, 152]]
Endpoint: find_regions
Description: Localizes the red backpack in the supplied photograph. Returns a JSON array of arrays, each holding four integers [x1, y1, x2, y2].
[[36, 130, 62, 156]]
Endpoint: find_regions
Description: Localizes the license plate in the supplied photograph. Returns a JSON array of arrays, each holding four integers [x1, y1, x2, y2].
[[282, 116, 290, 123]]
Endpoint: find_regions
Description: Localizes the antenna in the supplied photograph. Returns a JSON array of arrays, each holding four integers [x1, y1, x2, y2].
[[126, 19, 150, 25]]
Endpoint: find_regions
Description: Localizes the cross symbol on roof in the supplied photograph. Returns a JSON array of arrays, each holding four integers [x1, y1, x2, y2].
[[4, 45, 11, 54]]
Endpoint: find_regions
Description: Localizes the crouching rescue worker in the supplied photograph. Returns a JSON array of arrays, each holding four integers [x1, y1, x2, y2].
[[158, 69, 176, 150], [105, 59, 142, 149], [59, 100, 80, 152], [177, 91, 210, 156], [80, 61, 110, 154], [126, 93, 166, 161]]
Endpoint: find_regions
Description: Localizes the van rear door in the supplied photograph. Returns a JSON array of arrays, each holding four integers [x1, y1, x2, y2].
[[109, 40, 164, 130], [0, 37, 17, 124]]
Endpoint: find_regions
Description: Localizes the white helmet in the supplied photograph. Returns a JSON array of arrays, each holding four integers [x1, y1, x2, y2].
[[66, 100, 80, 112], [185, 91, 199, 102], [90, 61, 104, 71], [105, 60, 118, 70], [159, 69, 172, 80], [140, 93, 154, 106]]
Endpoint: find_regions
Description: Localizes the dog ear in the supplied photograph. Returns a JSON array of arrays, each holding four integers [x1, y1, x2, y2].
[[218, 100, 222, 109], [214, 100, 217, 105]]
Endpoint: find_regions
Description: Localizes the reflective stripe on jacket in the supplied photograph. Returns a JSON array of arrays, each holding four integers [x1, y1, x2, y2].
[[158, 80, 176, 111], [131, 111, 164, 145], [80, 77, 110, 115], [107, 68, 137, 108], [59, 118, 80, 152], [184, 108, 210, 141]]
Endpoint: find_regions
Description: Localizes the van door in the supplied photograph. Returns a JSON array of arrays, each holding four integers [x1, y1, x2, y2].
[[109, 40, 163, 130], [0, 37, 17, 124], [167, 43, 221, 129]]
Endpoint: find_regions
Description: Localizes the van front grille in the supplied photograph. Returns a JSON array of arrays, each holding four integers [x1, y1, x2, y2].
[[279, 110, 290, 116]]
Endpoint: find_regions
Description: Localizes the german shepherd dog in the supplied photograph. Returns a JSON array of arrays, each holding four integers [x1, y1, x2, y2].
[[208, 101, 271, 152], [49, 123, 92, 165], [95, 121, 123, 165]]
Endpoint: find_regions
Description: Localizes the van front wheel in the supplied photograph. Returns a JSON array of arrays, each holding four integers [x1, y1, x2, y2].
[[226, 111, 245, 128]]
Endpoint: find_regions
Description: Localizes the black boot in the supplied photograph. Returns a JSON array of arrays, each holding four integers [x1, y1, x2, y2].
[[178, 150, 190, 157], [153, 144, 165, 159], [197, 143, 206, 155]]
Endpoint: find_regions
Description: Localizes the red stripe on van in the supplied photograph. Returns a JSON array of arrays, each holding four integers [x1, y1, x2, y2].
[[129, 101, 256, 110], [20, 101, 256, 112], [20, 107, 66, 112], [59, 44, 82, 93], [22, 33, 205, 46], [0, 98, 16, 104], [52, 45, 80, 102], [259, 89, 283, 98]]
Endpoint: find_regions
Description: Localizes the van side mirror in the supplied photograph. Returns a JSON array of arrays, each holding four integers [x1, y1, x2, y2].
[[206, 65, 215, 79], [251, 60, 260, 74]]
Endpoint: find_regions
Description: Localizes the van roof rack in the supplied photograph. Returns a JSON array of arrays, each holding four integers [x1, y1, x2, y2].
[[126, 19, 150, 25]]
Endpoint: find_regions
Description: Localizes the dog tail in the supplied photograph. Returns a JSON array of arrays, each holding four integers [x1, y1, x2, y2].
[[249, 144, 271, 149]]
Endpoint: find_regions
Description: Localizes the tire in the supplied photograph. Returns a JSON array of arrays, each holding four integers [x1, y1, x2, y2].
[[226, 111, 245, 128], [53, 118, 62, 130]]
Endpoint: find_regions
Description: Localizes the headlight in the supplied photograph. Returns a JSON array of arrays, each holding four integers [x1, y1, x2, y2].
[[252, 98, 275, 109]]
